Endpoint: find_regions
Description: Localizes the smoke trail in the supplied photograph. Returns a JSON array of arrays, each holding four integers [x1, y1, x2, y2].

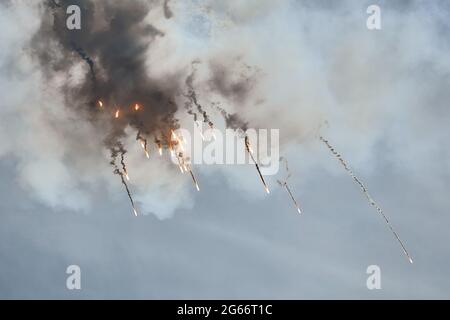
[[71, 42, 95, 82], [136, 131, 149, 158], [319, 136, 413, 263], [185, 64, 216, 135], [117, 146, 129, 181], [277, 157, 302, 214], [110, 146, 138, 216], [279, 156, 292, 182], [245, 135, 270, 194], [187, 164, 200, 192], [115, 168, 138, 217], [154, 137, 163, 156], [217, 106, 249, 131]]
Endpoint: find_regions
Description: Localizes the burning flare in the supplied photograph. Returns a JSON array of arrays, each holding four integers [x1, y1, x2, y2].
[[136, 132, 149, 159], [171, 130, 185, 152], [245, 135, 270, 194], [115, 109, 120, 119], [277, 157, 302, 214], [155, 138, 163, 156], [189, 167, 200, 191]]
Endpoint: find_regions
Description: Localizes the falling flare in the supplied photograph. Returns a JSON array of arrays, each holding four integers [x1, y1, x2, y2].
[[98, 100, 103, 108], [177, 158, 185, 173], [320, 136, 413, 264], [171, 130, 185, 152], [245, 136, 270, 194], [278, 157, 302, 214], [110, 146, 138, 217], [119, 150, 130, 182], [137, 133, 149, 159], [175, 152, 186, 174], [187, 165, 200, 191], [115, 109, 120, 118], [134, 103, 140, 111], [117, 171, 137, 216], [278, 181, 302, 214], [155, 139, 163, 156]]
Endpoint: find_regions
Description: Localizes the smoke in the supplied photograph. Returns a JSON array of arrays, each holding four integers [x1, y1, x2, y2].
[[163, 0, 173, 19], [1, 0, 450, 219], [33, 0, 180, 143]]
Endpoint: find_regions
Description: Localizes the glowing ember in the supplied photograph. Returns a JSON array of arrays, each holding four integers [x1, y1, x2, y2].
[[115, 109, 120, 118]]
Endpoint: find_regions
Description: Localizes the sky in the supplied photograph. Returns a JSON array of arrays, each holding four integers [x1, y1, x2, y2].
[[0, 0, 449, 299]]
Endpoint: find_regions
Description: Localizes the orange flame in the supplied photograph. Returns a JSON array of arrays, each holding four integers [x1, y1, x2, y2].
[[98, 100, 103, 108], [171, 130, 185, 152], [115, 109, 120, 119], [134, 104, 140, 111]]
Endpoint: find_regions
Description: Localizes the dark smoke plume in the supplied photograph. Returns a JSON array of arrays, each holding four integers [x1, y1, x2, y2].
[[34, 0, 181, 151]]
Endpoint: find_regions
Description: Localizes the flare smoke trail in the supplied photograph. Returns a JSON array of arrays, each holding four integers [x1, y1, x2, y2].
[[136, 131, 149, 158], [110, 146, 138, 216], [187, 163, 200, 192], [185, 65, 216, 137], [218, 108, 268, 194], [277, 157, 302, 214], [155, 137, 163, 156], [245, 135, 270, 194], [119, 148, 130, 181], [71, 42, 95, 82], [217, 106, 249, 132], [319, 136, 413, 264]]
